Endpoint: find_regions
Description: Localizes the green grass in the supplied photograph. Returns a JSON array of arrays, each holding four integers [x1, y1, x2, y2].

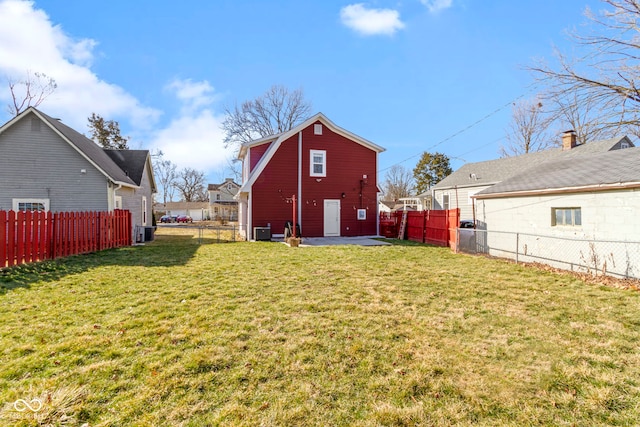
[[1, 229, 640, 426]]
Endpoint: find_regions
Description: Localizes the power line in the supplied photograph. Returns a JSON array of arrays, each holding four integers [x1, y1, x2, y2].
[[378, 91, 531, 174]]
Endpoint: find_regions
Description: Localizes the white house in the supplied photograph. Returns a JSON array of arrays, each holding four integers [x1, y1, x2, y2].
[[473, 147, 640, 279], [431, 131, 634, 220], [208, 178, 240, 221]]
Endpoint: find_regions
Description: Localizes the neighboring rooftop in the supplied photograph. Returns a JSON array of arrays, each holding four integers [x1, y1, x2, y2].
[[476, 146, 640, 197], [103, 150, 151, 187], [433, 135, 634, 190]]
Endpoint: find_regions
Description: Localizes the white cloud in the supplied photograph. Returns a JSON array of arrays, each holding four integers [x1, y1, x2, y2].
[[421, 0, 453, 13], [0, 0, 159, 130], [165, 78, 218, 114], [0, 1, 231, 178], [150, 79, 233, 174], [340, 3, 405, 36]]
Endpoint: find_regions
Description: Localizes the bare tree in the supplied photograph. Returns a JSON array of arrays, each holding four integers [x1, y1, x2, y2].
[[152, 150, 178, 204], [222, 85, 312, 150], [530, 0, 640, 137], [500, 98, 554, 157], [548, 89, 619, 145], [383, 165, 415, 201], [224, 158, 242, 183], [175, 167, 207, 202], [6, 71, 57, 116]]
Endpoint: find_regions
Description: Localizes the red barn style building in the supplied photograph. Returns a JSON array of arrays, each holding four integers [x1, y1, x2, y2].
[[237, 113, 385, 240]]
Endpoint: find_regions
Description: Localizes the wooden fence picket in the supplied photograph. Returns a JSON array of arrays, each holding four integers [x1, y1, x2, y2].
[[379, 208, 460, 248], [0, 211, 6, 268], [0, 209, 133, 269]]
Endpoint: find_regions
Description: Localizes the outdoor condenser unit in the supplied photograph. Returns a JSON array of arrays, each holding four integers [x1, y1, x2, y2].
[[254, 227, 271, 241]]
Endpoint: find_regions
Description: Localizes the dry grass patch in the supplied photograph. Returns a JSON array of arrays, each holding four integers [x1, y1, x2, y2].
[[1, 228, 640, 425]]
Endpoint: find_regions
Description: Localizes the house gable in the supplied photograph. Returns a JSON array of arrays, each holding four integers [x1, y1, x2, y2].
[[0, 111, 112, 211], [238, 112, 385, 194], [243, 114, 383, 237]]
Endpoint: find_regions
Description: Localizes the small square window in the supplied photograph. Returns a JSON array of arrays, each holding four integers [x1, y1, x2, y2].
[[314, 124, 323, 135]]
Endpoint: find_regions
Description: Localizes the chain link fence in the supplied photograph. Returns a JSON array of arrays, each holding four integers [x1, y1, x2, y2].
[[457, 228, 640, 280], [156, 224, 239, 244]]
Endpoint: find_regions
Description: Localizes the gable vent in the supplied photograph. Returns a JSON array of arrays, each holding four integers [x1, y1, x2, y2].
[[314, 124, 323, 135]]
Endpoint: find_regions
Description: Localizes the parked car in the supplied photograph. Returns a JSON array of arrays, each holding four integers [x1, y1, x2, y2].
[[176, 215, 193, 223], [160, 215, 178, 223]]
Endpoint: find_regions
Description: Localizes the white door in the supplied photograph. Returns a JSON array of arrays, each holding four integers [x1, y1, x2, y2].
[[324, 199, 340, 237]]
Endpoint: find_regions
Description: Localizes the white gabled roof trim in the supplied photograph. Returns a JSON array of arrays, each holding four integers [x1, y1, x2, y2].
[[238, 112, 385, 194]]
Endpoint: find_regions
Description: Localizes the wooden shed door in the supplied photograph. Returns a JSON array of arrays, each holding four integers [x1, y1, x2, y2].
[[324, 200, 340, 237]]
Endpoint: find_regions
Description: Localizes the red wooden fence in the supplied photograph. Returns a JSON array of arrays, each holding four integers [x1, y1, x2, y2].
[[379, 209, 460, 247], [1, 210, 131, 269]]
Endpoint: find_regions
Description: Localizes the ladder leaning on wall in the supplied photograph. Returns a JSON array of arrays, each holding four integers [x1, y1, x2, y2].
[[397, 209, 408, 240]]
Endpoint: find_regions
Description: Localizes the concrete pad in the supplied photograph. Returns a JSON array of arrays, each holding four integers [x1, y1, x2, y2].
[[295, 236, 391, 247]]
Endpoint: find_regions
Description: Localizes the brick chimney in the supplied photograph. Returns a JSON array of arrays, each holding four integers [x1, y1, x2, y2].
[[562, 130, 577, 150]]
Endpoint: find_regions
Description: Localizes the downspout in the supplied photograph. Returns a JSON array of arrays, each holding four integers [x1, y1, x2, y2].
[[110, 182, 122, 211], [247, 191, 252, 240], [376, 154, 380, 236], [298, 131, 302, 230]]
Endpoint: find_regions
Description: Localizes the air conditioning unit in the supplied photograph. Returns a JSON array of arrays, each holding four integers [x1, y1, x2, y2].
[[254, 227, 271, 241]]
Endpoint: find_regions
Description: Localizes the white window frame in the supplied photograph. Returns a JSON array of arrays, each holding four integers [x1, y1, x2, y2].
[[142, 196, 148, 226], [114, 196, 123, 210], [314, 124, 323, 135], [442, 194, 450, 210], [13, 198, 50, 212], [552, 207, 581, 227], [310, 150, 326, 177], [621, 141, 630, 149]]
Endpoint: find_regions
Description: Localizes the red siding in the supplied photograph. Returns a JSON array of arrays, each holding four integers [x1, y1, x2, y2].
[[251, 136, 298, 233], [249, 142, 272, 172], [251, 121, 379, 237]]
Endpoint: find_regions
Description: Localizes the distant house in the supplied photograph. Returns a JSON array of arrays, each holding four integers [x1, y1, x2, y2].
[[237, 113, 385, 239], [0, 107, 156, 242], [474, 146, 640, 278], [208, 178, 239, 221], [432, 131, 634, 220], [378, 200, 395, 214]]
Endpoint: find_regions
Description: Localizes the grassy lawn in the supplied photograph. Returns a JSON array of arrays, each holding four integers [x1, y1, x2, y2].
[[1, 228, 640, 426]]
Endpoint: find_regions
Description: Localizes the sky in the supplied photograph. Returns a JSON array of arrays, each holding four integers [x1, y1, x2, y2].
[[0, 0, 604, 186]]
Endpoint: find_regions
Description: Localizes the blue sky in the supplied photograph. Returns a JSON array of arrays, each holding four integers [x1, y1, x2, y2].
[[0, 0, 603, 185]]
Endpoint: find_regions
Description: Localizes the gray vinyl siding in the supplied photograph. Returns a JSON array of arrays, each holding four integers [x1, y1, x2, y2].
[[433, 185, 490, 220], [117, 158, 154, 228], [0, 112, 110, 212]]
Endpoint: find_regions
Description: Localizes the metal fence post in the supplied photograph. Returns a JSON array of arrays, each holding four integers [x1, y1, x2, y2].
[[515, 233, 519, 264]]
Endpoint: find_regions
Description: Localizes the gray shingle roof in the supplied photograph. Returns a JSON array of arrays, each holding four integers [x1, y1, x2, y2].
[[35, 108, 138, 187], [103, 149, 150, 187], [207, 179, 240, 191], [433, 136, 633, 190], [476, 146, 640, 197]]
